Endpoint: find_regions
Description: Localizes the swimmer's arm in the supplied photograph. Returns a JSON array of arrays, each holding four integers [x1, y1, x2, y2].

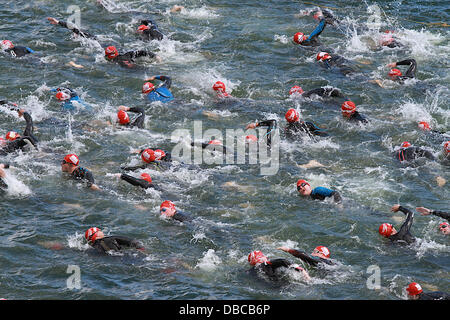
[[277, 247, 318, 266], [120, 173, 152, 189]]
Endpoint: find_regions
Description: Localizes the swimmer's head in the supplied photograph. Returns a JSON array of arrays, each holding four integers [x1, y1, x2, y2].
[[289, 86, 304, 96], [154, 149, 166, 161], [418, 121, 430, 131], [443, 141, 450, 155], [141, 149, 156, 163], [137, 25, 150, 33], [212, 81, 226, 93], [248, 250, 268, 266], [285, 108, 300, 123], [439, 222, 449, 235], [401, 141, 411, 148], [312, 246, 330, 259], [406, 282, 423, 299], [293, 32, 307, 44], [140, 173, 152, 183], [55, 91, 71, 101], [160, 200, 176, 217], [388, 68, 402, 79], [297, 179, 312, 196], [61, 154, 79, 172], [142, 82, 155, 94], [1, 40, 14, 50], [117, 110, 130, 125], [5, 131, 19, 141], [105, 46, 119, 59], [316, 52, 331, 61], [85, 227, 104, 244], [378, 223, 395, 237], [341, 101, 356, 118]]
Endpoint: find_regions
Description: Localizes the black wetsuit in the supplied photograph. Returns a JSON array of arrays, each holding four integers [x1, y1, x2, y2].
[[393, 59, 417, 82], [388, 206, 415, 245], [255, 119, 278, 147], [122, 107, 145, 129], [3, 46, 34, 58], [55, 20, 96, 39], [430, 210, 449, 222], [394, 147, 435, 162], [321, 55, 356, 75], [140, 19, 164, 41], [251, 259, 302, 279], [285, 121, 328, 139], [285, 249, 334, 268], [190, 142, 229, 155], [109, 50, 156, 68], [121, 160, 165, 172], [120, 173, 160, 190], [302, 87, 345, 99], [0, 112, 39, 155], [171, 211, 192, 223], [417, 291, 450, 300], [346, 111, 368, 124], [70, 167, 95, 188], [91, 236, 144, 254]]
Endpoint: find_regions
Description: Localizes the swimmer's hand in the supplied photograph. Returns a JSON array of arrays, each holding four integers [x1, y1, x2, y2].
[[391, 204, 400, 212], [245, 122, 257, 130], [416, 207, 431, 216], [277, 246, 290, 252], [47, 17, 59, 25]]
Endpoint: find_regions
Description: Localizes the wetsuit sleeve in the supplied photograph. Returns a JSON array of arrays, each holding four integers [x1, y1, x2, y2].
[[128, 107, 145, 129], [120, 173, 152, 189], [144, 27, 164, 41], [120, 164, 147, 171], [173, 212, 192, 222], [155, 76, 172, 89], [304, 19, 326, 43], [417, 148, 435, 160], [396, 59, 417, 78], [84, 170, 95, 188], [57, 21, 95, 39], [268, 258, 292, 269], [130, 50, 156, 59], [113, 236, 145, 250], [22, 112, 34, 137], [256, 119, 277, 147], [305, 121, 328, 137], [396, 206, 414, 237], [285, 249, 319, 267], [431, 210, 450, 222], [351, 111, 368, 124]]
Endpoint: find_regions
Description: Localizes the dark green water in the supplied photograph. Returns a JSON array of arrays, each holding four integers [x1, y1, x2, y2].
[[0, 0, 448, 300]]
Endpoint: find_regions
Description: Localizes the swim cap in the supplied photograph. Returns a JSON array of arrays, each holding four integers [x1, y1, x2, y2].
[[443, 141, 449, 154], [208, 139, 222, 145], [314, 246, 330, 258], [341, 101, 356, 115], [1, 40, 14, 50], [160, 200, 176, 216], [213, 81, 226, 92], [439, 222, 449, 229], [293, 32, 307, 44], [5, 131, 19, 141], [401, 141, 411, 148], [316, 52, 331, 61], [245, 135, 257, 143], [289, 86, 304, 95], [64, 154, 79, 166], [418, 121, 430, 131], [296, 179, 310, 188], [154, 149, 166, 160], [406, 282, 423, 296], [117, 110, 130, 125], [85, 227, 102, 243], [379, 223, 393, 237], [105, 46, 119, 59], [55, 91, 71, 101], [141, 148, 156, 163], [388, 69, 402, 77], [285, 108, 300, 123], [137, 25, 150, 33], [248, 251, 268, 266], [142, 82, 155, 94], [313, 12, 323, 20], [140, 173, 152, 183]]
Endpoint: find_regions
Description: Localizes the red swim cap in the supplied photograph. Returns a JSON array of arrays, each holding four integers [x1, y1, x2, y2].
[[160, 201, 176, 216], [401, 141, 411, 148], [379, 223, 393, 237], [154, 149, 166, 160], [141, 149, 156, 163], [293, 32, 307, 44], [64, 154, 79, 166], [248, 251, 268, 266], [213, 81, 226, 92], [85, 227, 102, 243], [142, 82, 155, 94], [208, 139, 222, 145], [105, 46, 119, 59], [1, 40, 14, 50], [296, 179, 310, 188], [285, 108, 300, 123], [117, 110, 130, 125], [314, 246, 330, 258], [418, 121, 430, 131], [316, 51, 331, 61], [388, 68, 402, 77], [406, 282, 423, 296], [56, 91, 71, 101], [289, 86, 304, 96], [5, 131, 19, 141], [140, 173, 152, 183], [137, 25, 149, 33], [439, 222, 449, 229], [341, 101, 356, 115], [444, 141, 450, 154]]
